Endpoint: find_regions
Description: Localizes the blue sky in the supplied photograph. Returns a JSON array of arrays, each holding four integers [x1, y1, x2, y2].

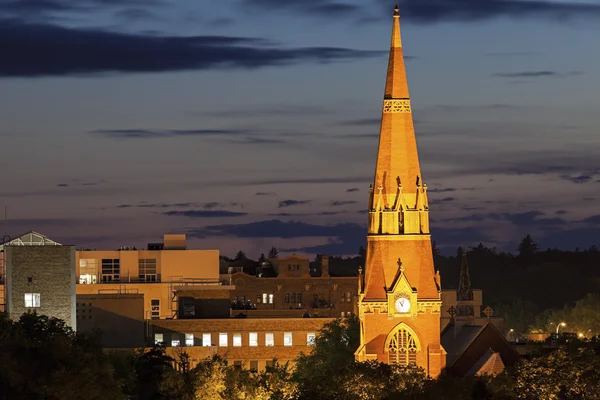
[[1, 0, 599, 257]]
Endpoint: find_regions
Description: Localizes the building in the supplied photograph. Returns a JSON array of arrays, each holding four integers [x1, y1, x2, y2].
[[1, 233, 76, 328], [440, 251, 504, 332], [75, 234, 221, 320], [152, 318, 333, 371], [223, 255, 357, 319], [441, 322, 520, 377], [355, 5, 446, 377]]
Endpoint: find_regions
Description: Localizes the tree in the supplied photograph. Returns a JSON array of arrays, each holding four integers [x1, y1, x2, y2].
[[517, 234, 538, 260], [0, 312, 123, 400], [134, 345, 176, 399], [268, 247, 279, 259], [294, 316, 360, 399], [235, 250, 247, 260], [258, 253, 266, 263], [505, 348, 600, 399]]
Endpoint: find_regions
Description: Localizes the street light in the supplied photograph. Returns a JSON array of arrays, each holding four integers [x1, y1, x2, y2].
[[556, 322, 566, 334]]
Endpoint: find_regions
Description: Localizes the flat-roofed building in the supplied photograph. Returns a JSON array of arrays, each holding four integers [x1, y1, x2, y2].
[[151, 317, 333, 371], [224, 255, 357, 319], [4, 243, 76, 328]]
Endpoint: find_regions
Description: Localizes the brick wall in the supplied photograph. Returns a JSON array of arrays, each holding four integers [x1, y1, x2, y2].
[[6, 246, 76, 328]]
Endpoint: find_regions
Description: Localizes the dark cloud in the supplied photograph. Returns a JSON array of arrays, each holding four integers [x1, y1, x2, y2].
[[90, 128, 255, 139], [240, 0, 361, 17], [581, 215, 600, 225], [188, 218, 366, 255], [559, 174, 594, 184], [393, 0, 600, 23], [255, 192, 277, 196], [492, 71, 582, 79], [56, 180, 106, 188], [117, 202, 198, 209], [245, 0, 600, 24], [331, 200, 358, 206], [278, 200, 311, 208], [268, 211, 343, 217], [249, 176, 372, 186], [555, 210, 568, 215], [163, 210, 248, 218], [114, 8, 161, 21], [0, 20, 381, 77], [448, 210, 566, 227], [428, 187, 456, 193], [429, 197, 455, 204], [195, 104, 329, 118], [346, 188, 360, 192], [56, 183, 69, 187], [337, 118, 381, 127]]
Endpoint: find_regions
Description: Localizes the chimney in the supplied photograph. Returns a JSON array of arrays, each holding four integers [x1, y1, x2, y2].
[[321, 255, 329, 278]]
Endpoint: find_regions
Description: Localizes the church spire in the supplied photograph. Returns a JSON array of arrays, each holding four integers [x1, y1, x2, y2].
[[369, 4, 427, 235], [457, 248, 473, 301]]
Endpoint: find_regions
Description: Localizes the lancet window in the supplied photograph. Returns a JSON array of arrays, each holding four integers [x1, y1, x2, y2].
[[387, 327, 418, 365]]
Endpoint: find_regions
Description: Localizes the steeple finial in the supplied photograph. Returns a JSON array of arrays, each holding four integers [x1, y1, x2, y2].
[[391, 4, 402, 48]]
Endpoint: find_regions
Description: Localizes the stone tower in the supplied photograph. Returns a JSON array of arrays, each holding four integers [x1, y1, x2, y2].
[[355, 5, 446, 376]]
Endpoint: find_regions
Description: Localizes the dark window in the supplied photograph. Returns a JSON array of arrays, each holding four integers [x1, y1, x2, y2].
[[101, 259, 120, 282], [250, 360, 258, 372]]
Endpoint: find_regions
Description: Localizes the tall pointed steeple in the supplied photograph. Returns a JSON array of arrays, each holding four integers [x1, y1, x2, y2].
[[370, 5, 428, 237], [457, 249, 475, 318], [356, 4, 445, 377]]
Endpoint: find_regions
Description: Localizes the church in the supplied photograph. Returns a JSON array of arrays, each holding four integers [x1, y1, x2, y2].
[[354, 4, 446, 376]]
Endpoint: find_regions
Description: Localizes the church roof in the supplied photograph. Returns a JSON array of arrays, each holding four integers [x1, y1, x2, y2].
[[441, 324, 484, 366], [467, 348, 505, 377]]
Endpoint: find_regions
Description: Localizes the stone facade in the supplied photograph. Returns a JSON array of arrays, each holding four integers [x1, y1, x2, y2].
[[5, 245, 76, 328]]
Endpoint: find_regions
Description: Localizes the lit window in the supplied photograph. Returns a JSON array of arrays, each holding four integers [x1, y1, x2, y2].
[[185, 333, 194, 346], [268, 294, 274, 304], [172, 340, 180, 347], [151, 299, 160, 319], [219, 333, 228, 347], [262, 293, 268, 304], [307, 332, 316, 346], [233, 333, 242, 347], [265, 332, 274, 346], [202, 333, 211, 347], [249, 332, 258, 347], [24, 293, 40, 308], [284, 332, 293, 346], [154, 333, 164, 344]]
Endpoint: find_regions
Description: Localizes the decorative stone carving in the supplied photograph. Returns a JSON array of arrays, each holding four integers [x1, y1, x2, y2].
[[383, 99, 411, 113]]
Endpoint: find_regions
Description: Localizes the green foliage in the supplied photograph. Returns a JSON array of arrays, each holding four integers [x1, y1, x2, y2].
[[503, 348, 600, 399], [0, 312, 123, 400]]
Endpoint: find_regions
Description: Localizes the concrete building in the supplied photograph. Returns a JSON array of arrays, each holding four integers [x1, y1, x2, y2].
[[3, 238, 76, 328], [75, 234, 221, 320], [355, 5, 446, 377]]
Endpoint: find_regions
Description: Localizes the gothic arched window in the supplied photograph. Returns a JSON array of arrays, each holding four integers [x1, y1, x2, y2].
[[387, 327, 418, 365]]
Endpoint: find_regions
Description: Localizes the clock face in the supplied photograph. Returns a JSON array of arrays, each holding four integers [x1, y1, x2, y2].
[[395, 297, 410, 313]]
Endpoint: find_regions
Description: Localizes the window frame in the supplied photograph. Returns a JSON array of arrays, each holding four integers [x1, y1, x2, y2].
[[284, 332, 293, 346], [219, 333, 228, 347], [249, 332, 258, 347], [24, 293, 40, 308], [265, 332, 274, 346]]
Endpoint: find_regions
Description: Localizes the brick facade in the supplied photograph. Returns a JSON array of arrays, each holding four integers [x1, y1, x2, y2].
[[5, 246, 76, 328]]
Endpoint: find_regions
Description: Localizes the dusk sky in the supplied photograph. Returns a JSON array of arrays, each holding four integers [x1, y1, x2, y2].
[[1, 0, 600, 257]]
